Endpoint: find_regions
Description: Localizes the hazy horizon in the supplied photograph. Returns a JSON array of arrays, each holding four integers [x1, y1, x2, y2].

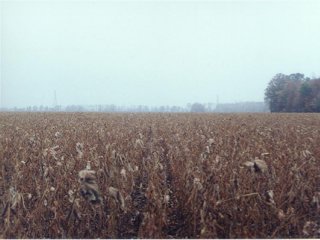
[[1, 0, 320, 108]]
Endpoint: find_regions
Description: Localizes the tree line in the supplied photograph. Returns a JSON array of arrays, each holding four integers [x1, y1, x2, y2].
[[1, 101, 268, 113], [265, 73, 320, 112]]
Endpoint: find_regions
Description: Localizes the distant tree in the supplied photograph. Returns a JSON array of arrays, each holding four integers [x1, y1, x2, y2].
[[310, 79, 320, 111], [159, 106, 166, 112], [281, 79, 301, 112], [190, 103, 206, 112], [265, 73, 289, 112], [288, 73, 305, 81], [170, 106, 182, 112], [310, 93, 320, 112], [300, 81, 313, 112], [265, 73, 320, 112]]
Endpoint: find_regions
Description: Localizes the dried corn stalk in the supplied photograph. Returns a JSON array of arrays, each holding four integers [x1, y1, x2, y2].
[[242, 158, 268, 173], [108, 187, 126, 212], [76, 143, 84, 159], [78, 169, 102, 204]]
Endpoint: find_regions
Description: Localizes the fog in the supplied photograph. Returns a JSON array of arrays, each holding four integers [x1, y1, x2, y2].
[[1, 0, 320, 108]]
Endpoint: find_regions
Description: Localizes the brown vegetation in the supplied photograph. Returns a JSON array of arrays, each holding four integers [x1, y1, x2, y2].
[[0, 112, 319, 238]]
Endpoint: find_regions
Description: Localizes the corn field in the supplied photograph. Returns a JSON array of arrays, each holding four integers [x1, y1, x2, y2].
[[0, 112, 319, 238]]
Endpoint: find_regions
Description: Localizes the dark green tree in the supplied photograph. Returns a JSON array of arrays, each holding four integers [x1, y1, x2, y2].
[[264, 73, 289, 112]]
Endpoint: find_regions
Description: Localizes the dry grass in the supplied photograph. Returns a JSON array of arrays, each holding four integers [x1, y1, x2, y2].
[[0, 112, 319, 238]]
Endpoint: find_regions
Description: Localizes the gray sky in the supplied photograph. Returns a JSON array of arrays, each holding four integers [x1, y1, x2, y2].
[[1, 0, 320, 108]]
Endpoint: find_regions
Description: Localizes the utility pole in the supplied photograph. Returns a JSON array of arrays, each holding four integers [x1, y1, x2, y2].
[[54, 90, 57, 108]]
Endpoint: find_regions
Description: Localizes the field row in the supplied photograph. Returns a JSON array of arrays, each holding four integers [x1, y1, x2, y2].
[[0, 113, 319, 238]]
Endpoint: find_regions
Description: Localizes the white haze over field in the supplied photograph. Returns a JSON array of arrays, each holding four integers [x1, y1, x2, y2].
[[0, 0, 320, 108]]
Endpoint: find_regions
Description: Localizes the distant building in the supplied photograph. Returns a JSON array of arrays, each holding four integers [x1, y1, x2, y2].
[[215, 102, 269, 113]]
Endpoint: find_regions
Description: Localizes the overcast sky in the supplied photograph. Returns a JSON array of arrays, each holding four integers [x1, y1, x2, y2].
[[1, 0, 320, 108]]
